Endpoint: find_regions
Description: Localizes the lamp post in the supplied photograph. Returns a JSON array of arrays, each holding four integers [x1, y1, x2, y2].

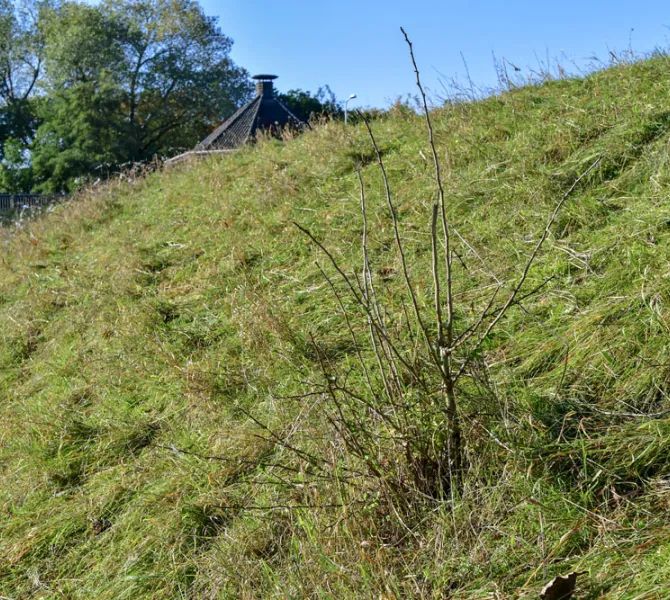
[[344, 93, 357, 125]]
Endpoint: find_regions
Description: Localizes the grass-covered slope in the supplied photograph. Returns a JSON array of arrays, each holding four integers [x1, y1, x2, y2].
[[3, 56, 670, 598]]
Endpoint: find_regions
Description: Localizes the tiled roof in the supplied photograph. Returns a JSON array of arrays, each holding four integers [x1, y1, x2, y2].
[[197, 96, 263, 150], [197, 84, 307, 151]]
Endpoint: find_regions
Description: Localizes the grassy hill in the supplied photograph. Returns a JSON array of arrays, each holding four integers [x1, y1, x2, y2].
[[3, 55, 670, 599]]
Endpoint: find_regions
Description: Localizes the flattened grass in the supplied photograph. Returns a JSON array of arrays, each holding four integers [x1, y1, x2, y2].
[[2, 56, 670, 597]]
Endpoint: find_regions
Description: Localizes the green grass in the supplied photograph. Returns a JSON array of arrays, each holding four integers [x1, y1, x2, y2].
[[3, 55, 670, 598]]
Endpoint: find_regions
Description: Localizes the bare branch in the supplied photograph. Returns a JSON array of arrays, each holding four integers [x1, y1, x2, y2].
[[293, 220, 428, 387], [359, 115, 444, 376], [401, 27, 454, 349]]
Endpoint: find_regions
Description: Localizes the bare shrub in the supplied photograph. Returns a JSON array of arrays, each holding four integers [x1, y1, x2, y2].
[[294, 29, 602, 505]]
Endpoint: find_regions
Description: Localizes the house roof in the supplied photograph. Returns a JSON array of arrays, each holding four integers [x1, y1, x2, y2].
[[196, 75, 306, 151]]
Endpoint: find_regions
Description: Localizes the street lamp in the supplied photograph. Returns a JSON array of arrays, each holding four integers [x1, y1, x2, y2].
[[344, 93, 357, 125]]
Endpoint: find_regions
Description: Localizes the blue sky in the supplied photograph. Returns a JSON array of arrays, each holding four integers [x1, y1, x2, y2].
[[203, 1, 669, 108]]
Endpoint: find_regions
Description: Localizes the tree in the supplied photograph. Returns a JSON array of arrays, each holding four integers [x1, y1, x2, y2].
[[31, 0, 251, 191], [39, 1, 123, 86], [0, 135, 33, 191], [32, 81, 127, 192], [0, 0, 51, 190], [31, 1, 130, 190], [277, 86, 343, 123], [105, 0, 252, 157]]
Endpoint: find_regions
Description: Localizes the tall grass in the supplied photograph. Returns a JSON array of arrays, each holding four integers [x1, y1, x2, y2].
[[2, 52, 670, 598]]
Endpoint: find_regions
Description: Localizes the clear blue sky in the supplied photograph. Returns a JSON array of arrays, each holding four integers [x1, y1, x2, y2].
[[202, 1, 670, 109]]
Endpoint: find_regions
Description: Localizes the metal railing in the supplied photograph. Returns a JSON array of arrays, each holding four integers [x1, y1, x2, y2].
[[0, 193, 66, 212]]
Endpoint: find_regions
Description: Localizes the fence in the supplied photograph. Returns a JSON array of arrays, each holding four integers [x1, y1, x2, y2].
[[0, 193, 66, 212]]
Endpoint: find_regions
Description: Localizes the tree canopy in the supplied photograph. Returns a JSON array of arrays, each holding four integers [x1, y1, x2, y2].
[[277, 86, 343, 123], [0, 0, 348, 194], [0, 0, 253, 192]]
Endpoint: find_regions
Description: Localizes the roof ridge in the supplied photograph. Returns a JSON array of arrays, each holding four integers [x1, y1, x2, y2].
[[196, 89, 307, 151], [274, 96, 311, 130], [197, 96, 262, 150]]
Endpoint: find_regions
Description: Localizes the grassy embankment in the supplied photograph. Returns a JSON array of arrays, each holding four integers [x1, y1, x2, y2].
[[3, 55, 670, 599]]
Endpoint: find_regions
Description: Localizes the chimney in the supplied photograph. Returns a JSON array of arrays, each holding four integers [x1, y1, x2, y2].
[[252, 74, 278, 98]]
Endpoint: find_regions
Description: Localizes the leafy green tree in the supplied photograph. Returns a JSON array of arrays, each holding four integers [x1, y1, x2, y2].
[[0, 136, 33, 191], [30, 1, 127, 190], [278, 86, 343, 123], [31, 0, 251, 191], [0, 0, 52, 190], [32, 81, 127, 192], [105, 0, 251, 157], [40, 1, 123, 86]]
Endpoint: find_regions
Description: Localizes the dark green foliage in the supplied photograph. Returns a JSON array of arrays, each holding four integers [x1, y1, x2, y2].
[[0, 0, 47, 191], [0, 136, 33, 191], [32, 81, 128, 191], [0, 0, 252, 192], [278, 85, 343, 122]]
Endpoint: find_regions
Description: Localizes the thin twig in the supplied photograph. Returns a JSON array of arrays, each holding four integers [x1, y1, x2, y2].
[[316, 261, 388, 419], [360, 115, 444, 377], [401, 27, 454, 352], [358, 167, 399, 402], [293, 220, 428, 388], [454, 155, 602, 382]]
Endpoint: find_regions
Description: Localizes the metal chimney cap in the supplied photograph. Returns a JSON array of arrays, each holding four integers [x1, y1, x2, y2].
[[252, 74, 278, 81]]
